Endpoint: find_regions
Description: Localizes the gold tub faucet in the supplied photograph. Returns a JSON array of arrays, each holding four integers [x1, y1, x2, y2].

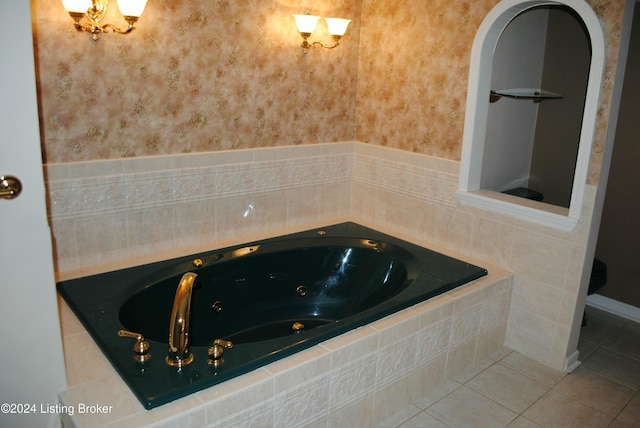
[[166, 272, 197, 367]]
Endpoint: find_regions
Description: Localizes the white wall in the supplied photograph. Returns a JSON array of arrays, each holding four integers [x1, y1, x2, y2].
[[0, 2, 66, 428], [481, 8, 549, 191]]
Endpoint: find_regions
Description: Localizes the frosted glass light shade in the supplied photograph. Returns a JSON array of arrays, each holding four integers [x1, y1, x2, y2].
[[324, 18, 351, 36], [116, 0, 148, 17], [293, 14, 321, 34], [61, 0, 92, 13]]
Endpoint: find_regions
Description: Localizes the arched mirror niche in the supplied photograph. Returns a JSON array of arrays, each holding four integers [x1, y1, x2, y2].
[[458, 0, 605, 231]]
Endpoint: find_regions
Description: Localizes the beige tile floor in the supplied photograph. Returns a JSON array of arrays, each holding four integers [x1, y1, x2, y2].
[[379, 306, 640, 428]]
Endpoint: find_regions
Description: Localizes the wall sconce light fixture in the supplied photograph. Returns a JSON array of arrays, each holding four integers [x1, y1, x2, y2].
[[61, 0, 148, 41], [292, 11, 351, 53]]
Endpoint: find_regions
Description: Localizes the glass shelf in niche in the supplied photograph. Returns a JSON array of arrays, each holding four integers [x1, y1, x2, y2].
[[490, 88, 563, 103]]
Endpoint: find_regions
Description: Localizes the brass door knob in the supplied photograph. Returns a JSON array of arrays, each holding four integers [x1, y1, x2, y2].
[[0, 176, 22, 200]]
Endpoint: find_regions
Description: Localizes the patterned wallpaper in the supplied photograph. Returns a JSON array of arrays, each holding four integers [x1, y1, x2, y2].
[[33, 0, 361, 162], [355, 0, 624, 184], [32, 0, 624, 183], [356, 0, 487, 159]]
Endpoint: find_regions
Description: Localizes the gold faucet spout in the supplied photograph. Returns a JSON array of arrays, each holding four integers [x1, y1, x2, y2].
[[166, 272, 197, 367]]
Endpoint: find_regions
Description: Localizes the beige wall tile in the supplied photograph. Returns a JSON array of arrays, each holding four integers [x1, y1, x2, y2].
[[327, 394, 374, 428], [445, 338, 478, 379]]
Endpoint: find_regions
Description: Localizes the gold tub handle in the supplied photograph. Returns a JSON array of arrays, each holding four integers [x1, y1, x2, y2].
[[208, 339, 233, 368], [118, 330, 151, 362]]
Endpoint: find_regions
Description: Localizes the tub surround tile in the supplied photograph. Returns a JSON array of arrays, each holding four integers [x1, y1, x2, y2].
[[374, 330, 419, 390], [266, 346, 331, 394], [509, 228, 572, 287], [372, 375, 423, 425], [415, 315, 453, 366], [451, 300, 485, 348], [347, 160, 589, 373], [47, 144, 354, 273], [323, 328, 379, 412], [57, 295, 85, 337], [322, 325, 379, 364], [476, 326, 510, 367], [108, 397, 207, 428], [408, 355, 449, 402], [273, 373, 331, 428], [512, 276, 565, 322], [61, 332, 117, 387], [51, 141, 598, 425], [470, 215, 515, 268], [199, 369, 274, 423], [328, 393, 374, 428], [506, 304, 557, 366], [445, 338, 479, 380], [371, 307, 420, 343], [549, 324, 576, 371], [416, 295, 455, 327], [328, 351, 378, 410], [59, 374, 150, 427], [434, 205, 476, 254], [58, 261, 511, 427]]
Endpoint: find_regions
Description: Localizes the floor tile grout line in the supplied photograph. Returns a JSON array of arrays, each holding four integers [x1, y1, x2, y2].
[[451, 355, 557, 428], [550, 387, 617, 421], [565, 360, 639, 395], [464, 361, 559, 427], [421, 407, 454, 428], [583, 345, 640, 389], [464, 329, 633, 426], [599, 341, 640, 364], [607, 391, 637, 426], [573, 309, 640, 426], [395, 307, 639, 428]]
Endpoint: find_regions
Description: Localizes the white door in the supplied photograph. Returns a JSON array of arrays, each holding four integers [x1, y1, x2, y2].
[[0, 2, 67, 428]]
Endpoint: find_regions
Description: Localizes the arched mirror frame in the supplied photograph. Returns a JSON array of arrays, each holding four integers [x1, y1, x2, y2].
[[458, 0, 605, 231]]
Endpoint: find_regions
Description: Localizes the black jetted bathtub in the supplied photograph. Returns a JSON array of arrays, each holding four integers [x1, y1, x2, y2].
[[58, 222, 487, 409]]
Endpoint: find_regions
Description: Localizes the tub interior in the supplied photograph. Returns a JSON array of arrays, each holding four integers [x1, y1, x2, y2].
[[119, 241, 413, 345], [57, 222, 487, 409]]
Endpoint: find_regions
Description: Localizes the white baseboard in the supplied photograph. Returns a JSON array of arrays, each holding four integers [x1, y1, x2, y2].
[[585, 294, 640, 324], [564, 350, 581, 372]]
